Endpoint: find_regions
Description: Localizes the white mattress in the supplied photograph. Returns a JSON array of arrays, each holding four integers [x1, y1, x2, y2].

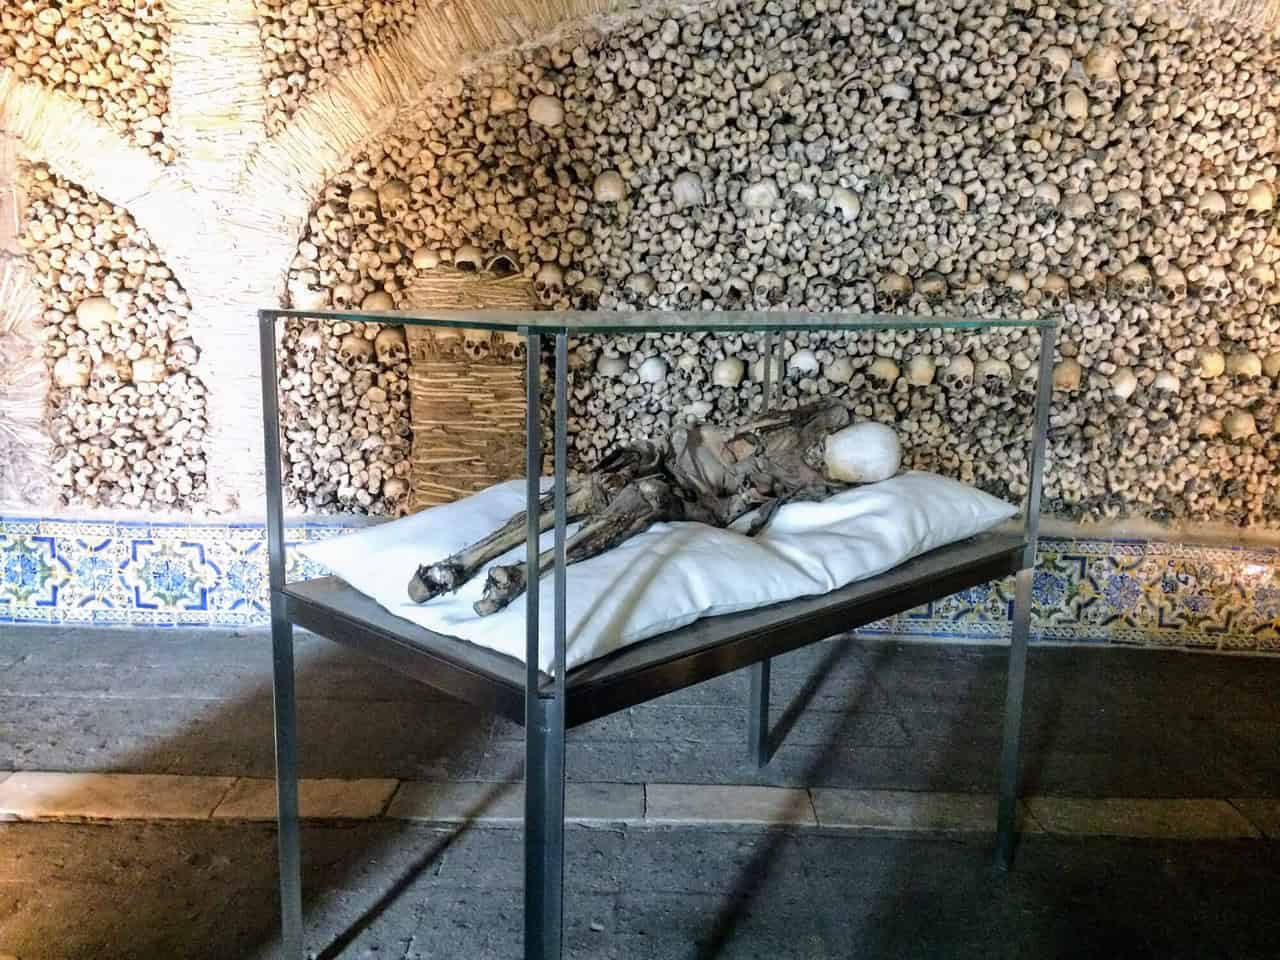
[[297, 471, 1017, 673]]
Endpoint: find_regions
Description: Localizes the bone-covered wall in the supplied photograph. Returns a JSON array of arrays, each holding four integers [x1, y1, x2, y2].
[[2, 0, 1278, 527], [18, 163, 208, 511], [285, 0, 1280, 524]]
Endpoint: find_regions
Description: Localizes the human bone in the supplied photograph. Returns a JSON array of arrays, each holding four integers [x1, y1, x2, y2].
[[1110, 368, 1138, 401], [829, 188, 860, 221], [1053, 359, 1083, 392], [75, 298, 117, 335], [412, 248, 441, 270], [362, 291, 394, 311], [53, 351, 91, 389], [374, 328, 408, 366], [1226, 352, 1262, 378], [337, 334, 375, 368], [528, 95, 565, 127], [534, 263, 564, 304], [131, 356, 167, 384], [597, 354, 627, 377], [905, 356, 936, 387], [638, 356, 668, 384], [348, 187, 379, 225], [788, 349, 819, 375], [1244, 183, 1275, 215], [1153, 371, 1181, 393], [712, 357, 745, 388], [867, 357, 900, 390], [1264, 353, 1280, 379], [976, 359, 1013, 390], [742, 180, 779, 210], [409, 403, 884, 611], [1197, 349, 1226, 379], [941, 355, 974, 391], [672, 172, 705, 209], [453, 245, 484, 272], [593, 172, 627, 204], [1224, 411, 1258, 440]]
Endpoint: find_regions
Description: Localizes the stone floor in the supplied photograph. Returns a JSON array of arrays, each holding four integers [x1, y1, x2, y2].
[[0, 625, 1278, 959]]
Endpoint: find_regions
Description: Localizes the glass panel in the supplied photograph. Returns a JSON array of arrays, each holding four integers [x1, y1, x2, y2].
[[262, 307, 1056, 333]]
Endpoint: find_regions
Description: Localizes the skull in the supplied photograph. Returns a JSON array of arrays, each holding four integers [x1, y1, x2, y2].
[[1117, 262, 1151, 299], [75, 296, 117, 334], [941, 355, 974, 391], [1107, 189, 1142, 231], [672, 171, 705, 209], [1224, 410, 1258, 441], [332, 283, 356, 310], [1017, 363, 1040, 394], [867, 356, 900, 390], [1225, 351, 1262, 378], [1197, 267, 1233, 304], [362, 290, 394, 311], [131, 356, 167, 383], [534, 262, 564, 304], [904, 355, 936, 386], [453, 244, 483, 272], [1196, 348, 1226, 379], [1004, 271, 1031, 298], [382, 477, 409, 503], [487, 252, 519, 276], [1196, 416, 1222, 438], [1158, 266, 1187, 304], [166, 338, 200, 369], [1083, 47, 1122, 99], [376, 179, 410, 221], [348, 186, 379, 225], [877, 273, 913, 307], [338, 333, 375, 369], [593, 170, 627, 203], [1198, 190, 1228, 218], [1041, 46, 1071, 84], [753, 270, 785, 306], [975, 358, 1013, 391], [1061, 86, 1090, 122], [1052, 358, 1083, 391], [916, 272, 948, 301], [1243, 182, 1275, 216], [91, 357, 125, 395], [933, 185, 968, 214], [1244, 264, 1275, 302], [1110, 367, 1138, 400], [1061, 194, 1094, 220], [412, 247, 441, 270], [1040, 273, 1069, 304], [53, 349, 91, 388], [829, 187, 861, 221], [1032, 182, 1061, 219], [297, 324, 324, 356], [627, 273, 656, 302], [374, 327, 408, 366]]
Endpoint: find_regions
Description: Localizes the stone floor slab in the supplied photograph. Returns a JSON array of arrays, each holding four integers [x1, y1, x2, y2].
[[387, 779, 644, 824], [644, 783, 816, 826], [1027, 797, 1261, 839], [211, 777, 399, 820], [812, 788, 1042, 833], [0, 772, 234, 821], [1231, 798, 1280, 838]]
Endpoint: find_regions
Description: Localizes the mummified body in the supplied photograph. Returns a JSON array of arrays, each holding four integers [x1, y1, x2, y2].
[[408, 400, 892, 615]]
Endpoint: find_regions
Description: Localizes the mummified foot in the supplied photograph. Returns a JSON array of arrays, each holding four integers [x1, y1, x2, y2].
[[407, 560, 467, 604], [475, 564, 525, 616]]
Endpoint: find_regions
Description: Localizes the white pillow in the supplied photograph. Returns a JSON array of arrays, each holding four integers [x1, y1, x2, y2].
[[296, 472, 1016, 673]]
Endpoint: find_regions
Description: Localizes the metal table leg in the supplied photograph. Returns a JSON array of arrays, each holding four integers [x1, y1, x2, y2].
[[747, 659, 771, 767], [995, 324, 1055, 869], [524, 333, 568, 959], [260, 312, 303, 956]]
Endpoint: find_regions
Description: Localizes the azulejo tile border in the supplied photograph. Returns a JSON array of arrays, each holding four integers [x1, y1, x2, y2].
[[2, 517, 1277, 652]]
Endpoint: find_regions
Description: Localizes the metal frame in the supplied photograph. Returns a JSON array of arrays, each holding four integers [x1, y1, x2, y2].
[[258, 310, 1055, 958]]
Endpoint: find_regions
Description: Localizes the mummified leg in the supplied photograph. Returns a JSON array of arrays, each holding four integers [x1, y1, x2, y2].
[[474, 476, 681, 616], [407, 442, 668, 604], [407, 480, 595, 603]]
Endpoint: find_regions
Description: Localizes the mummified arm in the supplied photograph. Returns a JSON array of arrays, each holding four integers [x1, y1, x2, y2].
[[474, 476, 681, 616]]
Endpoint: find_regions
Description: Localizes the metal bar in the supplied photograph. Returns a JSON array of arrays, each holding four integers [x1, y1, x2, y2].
[[523, 332, 566, 959], [996, 566, 1032, 867], [747, 658, 771, 767], [995, 324, 1055, 868], [761, 331, 775, 410], [259, 311, 303, 957]]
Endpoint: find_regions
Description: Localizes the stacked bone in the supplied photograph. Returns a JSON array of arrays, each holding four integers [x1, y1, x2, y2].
[[254, 0, 423, 133], [276, 316, 413, 514], [286, 0, 1280, 525], [0, 0, 174, 163], [19, 164, 207, 510]]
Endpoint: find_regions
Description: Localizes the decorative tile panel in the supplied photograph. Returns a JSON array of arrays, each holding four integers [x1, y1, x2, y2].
[[1, 516, 1277, 653]]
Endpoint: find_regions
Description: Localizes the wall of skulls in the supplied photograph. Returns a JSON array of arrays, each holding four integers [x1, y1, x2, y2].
[[18, 164, 208, 511], [285, 0, 1280, 525], [1, 1, 174, 163]]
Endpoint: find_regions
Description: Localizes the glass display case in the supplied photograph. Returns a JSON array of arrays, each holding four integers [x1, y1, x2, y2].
[[258, 307, 1057, 960]]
